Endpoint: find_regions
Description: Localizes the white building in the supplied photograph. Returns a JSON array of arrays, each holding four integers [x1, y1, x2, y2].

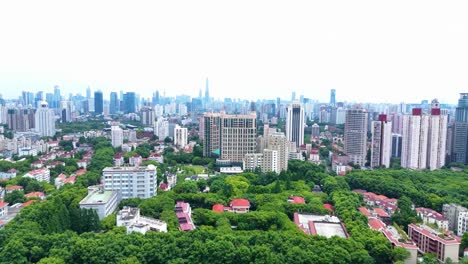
[[79, 185, 120, 220], [401, 102, 447, 170], [416, 207, 449, 231], [371, 114, 392, 168], [102, 165, 157, 199], [35, 101, 55, 137], [243, 153, 263, 171], [117, 207, 167, 234], [18, 147, 38, 157], [23, 168, 50, 182], [111, 126, 123, 148], [286, 102, 304, 148], [178, 104, 188, 116], [0, 202, 8, 219], [344, 108, 368, 167], [261, 149, 279, 173], [155, 119, 169, 140], [174, 125, 188, 148]]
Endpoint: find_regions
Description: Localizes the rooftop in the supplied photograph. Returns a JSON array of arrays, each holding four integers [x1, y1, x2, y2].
[[80, 188, 116, 205], [103, 165, 156, 172]]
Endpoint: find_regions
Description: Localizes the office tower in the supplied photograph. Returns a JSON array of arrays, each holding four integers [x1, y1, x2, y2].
[[319, 109, 330, 124], [53, 85, 61, 108], [110, 92, 118, 114], [140, 107, 155, 126], [154, 105, 164, 118], [344, 108, 368, 167], [7, 107, 35, 132], [370, 114, 392, 168], [452, 93, 468, 164], [291, 91, 296, 102], [311, 123, 320, 139], [86, 87, 91, 99], [102, 165, 157, 199], [35, 91, 43, 108], [174, 125, 188, 148], [392, 134, 402, 157], [21, 91, 34, 107], [35, 101, 56, 137], [60, 101, 72, 122], [401, 108, 429, 170], [111, 126, 123, 148], [286, 102, 304, 148], [123, 92, 136, 113], [202, 112, 256, 163], [330, 107, 345, 125], [94, 91, 103, 115], [204, 78, 210, 105], [330, 89, 336, 106], [178, 104, 188, 116]]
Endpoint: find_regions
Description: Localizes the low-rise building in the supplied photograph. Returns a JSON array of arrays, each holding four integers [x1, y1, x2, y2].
[[117, 207, 167, 234], [24, 192, 45, 200], [6, 185, 23, 194], [408, 224, 460, 263], [0, 202, 8, 218], [294, 213, 348, 238], [175, 201, 195, 231], [129, 154, 142, 166], [228, 198, 250, 214], [79, 185, 120, 220], [148, 153, 164, 163], [23, 168, 50, 183], [416, 207, 449, 231], [367, 218, 418, 264], [288, 196, 305, 204], [113, 153, 125, 167]]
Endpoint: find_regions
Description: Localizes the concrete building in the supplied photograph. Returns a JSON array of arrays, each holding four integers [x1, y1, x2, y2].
[[415, 207, 449, 231], [102, 165, 157, 199], [371, 114, 392, 168], [176, 201, 195, 231], [243, 153, 263, 171], [155, 119, 169, 141], [391, 133, 402, 158], [261, 149, 279, 173], [286, 102, 304, 148], [452, 93, 468, 164], [294, 213, 348, 238], [94, 91, 103, 115], [408, 224, 460, 263], [23, 168, 50, 182], [35, 101, 55, 137], [202, 112, 257, 163], [79, 185, 120, 220], [140, 106, 155, 126], [7, 107, 35, 132], [117, 207, 167, 234], [344, 108, 368, 167], [442, 203, 468, 236], [401, 102, 447, 170], [174, 125, 188, 148], [111, 126, 123, 148], [311, 123, 320, 139], [0, 202, 8, 219]]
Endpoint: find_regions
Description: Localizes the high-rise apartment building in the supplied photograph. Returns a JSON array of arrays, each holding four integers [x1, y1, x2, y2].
[[140, 107, 154, 126], [442, 203, 468, 236], [371, 114, 392, 168], [401, 101, 447, 170], [155, 119, 169, 140], [94, 91, 103, 115], [311, 123, 320, 139], [202, 112, 256, 163], [391, 134, 402, 158], [261, 149, 279, 173], [344, 108, 368, 167], [286, 102, 304, 148], [102, 165, 157, 199], [7, 107, 35, 132], [35, 101, 55, 137], [174, 125, 188, 148], [111, 126, 123, 148], [267, 132, 289, 172], [452, 93, 468, 164]]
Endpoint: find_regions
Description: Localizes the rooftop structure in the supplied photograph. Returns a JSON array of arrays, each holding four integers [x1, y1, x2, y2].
[[175, 201, 195, 231], [416, 207, 449, 231], [294, 213, 348, 238], [117, 207, 167, 234]]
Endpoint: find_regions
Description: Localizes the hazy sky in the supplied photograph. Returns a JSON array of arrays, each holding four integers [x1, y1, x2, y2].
[[0, 1, 467, 104]]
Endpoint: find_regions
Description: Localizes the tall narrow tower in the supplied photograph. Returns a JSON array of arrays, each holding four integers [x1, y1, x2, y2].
[[330, 89, 336, 106], [286, 102, 304, 148], [344, 108, 368, 167], [371, 114, 392, 168]]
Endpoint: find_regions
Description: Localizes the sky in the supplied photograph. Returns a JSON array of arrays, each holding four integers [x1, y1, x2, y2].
[[0, 0, 467, 104]]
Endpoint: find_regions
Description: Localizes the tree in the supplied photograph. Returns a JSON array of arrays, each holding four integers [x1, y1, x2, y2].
[[5, 190, 26, 204], [392, 246, 410, 262]]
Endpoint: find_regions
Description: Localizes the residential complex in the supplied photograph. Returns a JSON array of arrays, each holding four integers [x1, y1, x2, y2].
[[370, 114, 392, 168], [442, 203, 468, 236], [35, 101, 55, 137], [174, 125, 188, 148], [111, 126, 123, 148], [344, 108, 368, 167]]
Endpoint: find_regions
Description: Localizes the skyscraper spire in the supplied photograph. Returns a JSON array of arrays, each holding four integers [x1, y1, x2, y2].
[[205, 78, 209, 100]]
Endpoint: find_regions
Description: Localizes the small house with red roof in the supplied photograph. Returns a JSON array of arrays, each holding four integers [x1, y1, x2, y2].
[[6, 185, 23, 194], [373, 207, 390, 224], [74, 169, 87, 176], [229, 198, 251, 214], [288, 196, 305, 204], [0, 202, 8, 218], [358, 207, 372, 217], [114, 153, 124, 167], [415, 207, 449, 231], [25, 192, 45, 200], [175, 201, 195, 231], [323, 204, 334, 213], [21, 200, 35, 208], [148, 153, 164, 163], [212, 204, 225, 213]]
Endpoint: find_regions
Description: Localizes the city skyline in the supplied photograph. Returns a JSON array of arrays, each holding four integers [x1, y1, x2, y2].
[[1, 1, 468, 104]]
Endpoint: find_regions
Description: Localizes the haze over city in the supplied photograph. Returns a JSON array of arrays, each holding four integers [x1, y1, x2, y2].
[[1, 0, 468, 103]]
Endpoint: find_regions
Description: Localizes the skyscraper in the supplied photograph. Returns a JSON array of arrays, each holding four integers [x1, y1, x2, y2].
[[452, 93, 468, 164], [344, 108, 368, 167], [401, 101, 447, 170], [110, 92, 118, 114], [370, 114, 392, 168], [286, 102, 304, 148], [94, 91, 103, 115], [111, 126, 123, 148], [204, 78, 210, 105], [86, 87, 91, 99], [330, 89, 336, 106], [53, 85, 61, 109], [123, 92, 136, 113], [174, 125, 188, 148], [140, 107, 154, 126], [35, 101, 55, 137]]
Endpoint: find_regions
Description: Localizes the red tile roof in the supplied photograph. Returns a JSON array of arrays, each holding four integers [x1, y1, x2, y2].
[[323, 203, 334, 212], [358, 207, 371, 217], [75, 169, 87, 176], [212, 204, 225, 213], [230, 198, 250, 208], [6, 185, 23, 191], [21, 200, 35, 207], [368, 217, 385, 230], [0, 202, 8, 207], [25, 192, 44, 198], [288, 196, 305, 204], [373, 208, 390, 218]]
